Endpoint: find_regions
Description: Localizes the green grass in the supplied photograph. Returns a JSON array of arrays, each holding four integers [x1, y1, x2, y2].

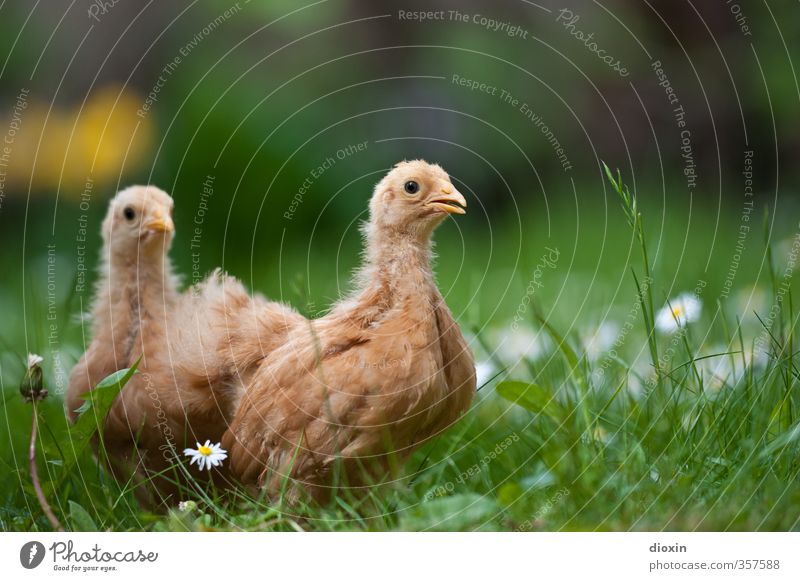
[[2, 171, 800, 531]]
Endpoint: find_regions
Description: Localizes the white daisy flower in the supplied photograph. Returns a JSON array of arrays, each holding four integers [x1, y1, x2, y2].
[[27, 353, 44, 369], [183, 440, 227, 471], [655, 293, 702, 333]]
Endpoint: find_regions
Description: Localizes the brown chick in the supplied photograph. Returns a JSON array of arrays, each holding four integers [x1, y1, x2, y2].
[[67, 186, 302, 506], [67, 185, 178, 423], [223, 160, 476, 501], [66, 185, 181, 502]]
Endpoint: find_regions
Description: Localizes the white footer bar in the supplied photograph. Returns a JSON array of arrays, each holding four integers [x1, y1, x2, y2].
[[1, 532, 797, 580]]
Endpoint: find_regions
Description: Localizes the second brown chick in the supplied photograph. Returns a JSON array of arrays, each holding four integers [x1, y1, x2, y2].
[[67, 186, 302, 506]]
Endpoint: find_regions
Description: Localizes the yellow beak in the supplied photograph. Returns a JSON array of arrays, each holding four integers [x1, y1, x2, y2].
[[145, 212, 174, 233], [427, 186, 467, 215]]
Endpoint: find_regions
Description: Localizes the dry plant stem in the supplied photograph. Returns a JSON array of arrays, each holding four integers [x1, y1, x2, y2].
[[29, 401, 64, 531]]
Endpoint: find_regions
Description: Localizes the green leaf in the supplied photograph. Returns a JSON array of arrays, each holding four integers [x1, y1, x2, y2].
[[496, 381, 562, 421], [70, 361, 138, 443], [54, 359, 140, 490], [68, 500, 98, 532]]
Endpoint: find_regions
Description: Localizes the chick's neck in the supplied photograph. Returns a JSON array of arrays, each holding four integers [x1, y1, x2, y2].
[[358, 225, 438, 310], [94, 244, 176, 365]]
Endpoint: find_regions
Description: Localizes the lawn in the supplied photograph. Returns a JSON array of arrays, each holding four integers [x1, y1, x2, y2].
[[1, 170, 799, 532]]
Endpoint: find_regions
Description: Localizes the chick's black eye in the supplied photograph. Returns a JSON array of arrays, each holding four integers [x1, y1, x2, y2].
[[123, 207, 135, 221], [404, 180, 419, 195]]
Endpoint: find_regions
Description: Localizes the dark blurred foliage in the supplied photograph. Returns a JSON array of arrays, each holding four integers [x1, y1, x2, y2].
[[0, 0, 797, 283]]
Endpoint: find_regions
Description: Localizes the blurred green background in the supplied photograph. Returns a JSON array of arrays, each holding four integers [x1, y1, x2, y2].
[[0, 0, 798, 445], [1, 0, 800, 532], [1, 1, 797, 353]]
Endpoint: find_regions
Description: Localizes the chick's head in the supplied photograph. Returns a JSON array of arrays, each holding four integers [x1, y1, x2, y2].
[[102, 185, 174, 257], [369, 160, 467, 238]]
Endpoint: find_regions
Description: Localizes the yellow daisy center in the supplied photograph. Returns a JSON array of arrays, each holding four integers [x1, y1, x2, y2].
[[198, 445, 212, 456], [672, 305, 684, 317]]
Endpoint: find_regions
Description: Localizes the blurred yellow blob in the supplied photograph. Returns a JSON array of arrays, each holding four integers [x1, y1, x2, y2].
[[2, 85, 153, 199]]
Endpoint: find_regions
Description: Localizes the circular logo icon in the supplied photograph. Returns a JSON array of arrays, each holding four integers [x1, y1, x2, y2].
[[20, 541, 46, 569]]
